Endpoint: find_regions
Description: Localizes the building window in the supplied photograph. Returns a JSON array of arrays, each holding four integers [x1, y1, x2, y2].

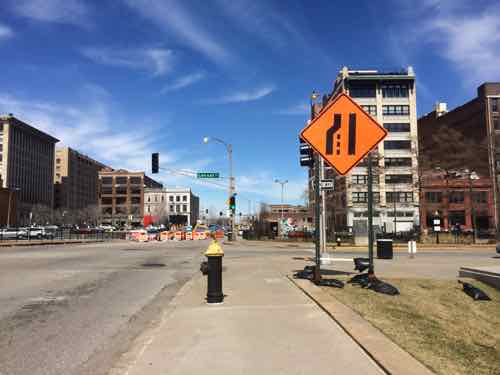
[[169, 196, 174, 202], [116, 197, 126, 205], [494, 117, 500, 130], [425, 191, 442, 203], [147, 206, 150, 213], [102, 197, 112, 205], [352, 192, 379, 203], [383, 123, 410, 132], [147, 197, 151, 202], [101, 186, 113, 195], [382, 105, 409, 116], [449, 211, 465, 225], [116, 177, 128, 185], [176, 205, 180, 212], [131, 196, 141, 204], [183, 195, 187, 202], [183, 204, 187, 212], [385, 157, 412, 167], [352, 175, 367, 184], [349, 84, 376, 98], [387, 211, 414, 218], [169, 205, 174, 211], [381, 84, 409, 98], [102, 177, 113, 185], [449, 191, 464, 203], [352, 192, 367, 203], [176, 196, 180, 202], [116, 186, 127, 195], [386, 192, 413, 203], [472, 191, 488, 203], [385, 174, 412, 184], [56, 158, 61, 164], [154, 196, 158, 202], [384, 140, 411, 150], [130, 177, 142, 185], [492, 98, 498, 113], [361, 105, 377, 116], [161, 196, 164, 202]]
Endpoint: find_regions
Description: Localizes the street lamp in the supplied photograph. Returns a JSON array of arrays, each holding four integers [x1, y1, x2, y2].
[[467, 170, 480, 244], [203, 136, 235, 240], [274, 179, 288, 237]]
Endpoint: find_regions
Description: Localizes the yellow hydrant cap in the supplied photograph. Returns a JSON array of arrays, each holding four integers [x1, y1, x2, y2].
[[205, 240, 224, 256]]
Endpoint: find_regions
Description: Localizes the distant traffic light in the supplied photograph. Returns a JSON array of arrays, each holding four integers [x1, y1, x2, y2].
[[299, 136, 313, 167], [229, 195, 236, 212], [152, 153, 159, 174]]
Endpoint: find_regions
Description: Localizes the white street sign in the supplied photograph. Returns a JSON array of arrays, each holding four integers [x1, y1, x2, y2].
[[434, 226, 441, 232], [320, 179, 334, 189], [433, 219, 440, 225]]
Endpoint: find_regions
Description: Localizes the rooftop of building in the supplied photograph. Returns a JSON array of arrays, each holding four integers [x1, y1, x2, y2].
[[338, 66, 415, 81], [0, 114, 59, 143], [57, 146, 110, 169]]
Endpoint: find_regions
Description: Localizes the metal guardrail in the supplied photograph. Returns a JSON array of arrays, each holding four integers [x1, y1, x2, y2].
[[0, 229, 127, 243]]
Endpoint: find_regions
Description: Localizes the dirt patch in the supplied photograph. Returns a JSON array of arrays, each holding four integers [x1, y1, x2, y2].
[[322, 277, 500, 375]]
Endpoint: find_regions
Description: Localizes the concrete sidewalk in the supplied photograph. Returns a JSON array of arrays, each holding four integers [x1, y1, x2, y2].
[[110, 255, 384, 375]]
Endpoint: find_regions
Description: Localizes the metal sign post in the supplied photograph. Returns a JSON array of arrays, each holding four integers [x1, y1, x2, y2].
[[314, 153, 321, 283], [367, 153, 374, 275]]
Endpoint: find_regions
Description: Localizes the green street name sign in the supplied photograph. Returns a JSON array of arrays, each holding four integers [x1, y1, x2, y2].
[[197, 172, 220, 179]]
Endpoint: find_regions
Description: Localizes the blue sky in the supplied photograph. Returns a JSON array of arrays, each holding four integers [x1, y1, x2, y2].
[[1, 0, 499, 215]]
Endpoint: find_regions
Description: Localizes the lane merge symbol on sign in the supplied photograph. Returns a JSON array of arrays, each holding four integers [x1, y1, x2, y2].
[[300, 93, 387, 175]]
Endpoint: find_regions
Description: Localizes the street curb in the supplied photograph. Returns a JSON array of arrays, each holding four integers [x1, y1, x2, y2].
[[289, 276, 435, 375], [0, 239, 109, 248]]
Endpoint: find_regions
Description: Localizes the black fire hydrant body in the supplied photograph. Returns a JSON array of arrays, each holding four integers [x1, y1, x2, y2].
[[202, 239, 224, 303]]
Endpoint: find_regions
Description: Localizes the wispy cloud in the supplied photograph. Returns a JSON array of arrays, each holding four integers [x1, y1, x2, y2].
[[0, 24, 14, 40], [236, 172, 306, 203], [393, 1, 500, 87], [0, 86, 176, 172], [124, 0, 232, 65], [11, 0, 91, 28], [81, 47, 175, 76], [204, 86, 274, 104], [161, 72, 205, 93], [275, 103, 308, 115]]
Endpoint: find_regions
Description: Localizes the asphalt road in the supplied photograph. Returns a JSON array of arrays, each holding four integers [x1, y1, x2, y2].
[[0, 240, 207, 375], [0, 240, 497, 375]]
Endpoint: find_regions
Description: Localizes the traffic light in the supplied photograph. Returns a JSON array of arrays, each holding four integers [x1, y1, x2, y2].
[[229, 195, 236, 212], [299, 136, 314, 167], [152, 153, 159, 174]]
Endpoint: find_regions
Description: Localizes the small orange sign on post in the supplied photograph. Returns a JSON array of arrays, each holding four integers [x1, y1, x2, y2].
[[300, 93, 387, 175]]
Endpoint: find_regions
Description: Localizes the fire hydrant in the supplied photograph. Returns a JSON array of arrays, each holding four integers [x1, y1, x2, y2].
[[201, 237, 224, 303]]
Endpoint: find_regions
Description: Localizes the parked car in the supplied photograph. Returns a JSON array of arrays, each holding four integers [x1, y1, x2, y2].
[[0, 228, 28, 240], [28, 227, 55, 239]]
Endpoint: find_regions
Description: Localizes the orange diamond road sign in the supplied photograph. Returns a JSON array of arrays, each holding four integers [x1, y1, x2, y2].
[[300, 93, 387, 175]]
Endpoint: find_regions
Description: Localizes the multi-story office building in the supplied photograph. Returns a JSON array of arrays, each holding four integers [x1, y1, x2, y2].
[[144, 187, 200, 226], [418, 83, 500, 234], [98, 169, 162, 227], [309, 67, 419, 240], [54, 147, 108, 211], [0, 115, 58, 223]]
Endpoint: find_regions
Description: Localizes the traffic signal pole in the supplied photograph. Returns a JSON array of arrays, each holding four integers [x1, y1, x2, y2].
[[228, 143, 236, 241]]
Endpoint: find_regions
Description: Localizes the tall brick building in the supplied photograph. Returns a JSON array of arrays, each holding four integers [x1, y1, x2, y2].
[[418, 83, 500, 235], [98, 169, 162, 227], [0, 115, 58, 224], [54, 147, 108, 211]]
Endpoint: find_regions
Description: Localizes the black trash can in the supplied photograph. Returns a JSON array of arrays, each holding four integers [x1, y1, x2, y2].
[[376, 239, 393, 259]]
